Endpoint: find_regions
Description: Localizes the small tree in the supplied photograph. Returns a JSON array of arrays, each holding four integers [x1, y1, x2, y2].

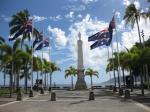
[[65, 66, 77, 90], [85, 68, 99, 89]]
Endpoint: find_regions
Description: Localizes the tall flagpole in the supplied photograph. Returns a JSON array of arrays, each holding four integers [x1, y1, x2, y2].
[[29, 17, 34, 97], [114, 19, 121, 89], [31, 18, 34, 90], [41, 29, 44, 89], [48, 38, 51, 91], [107, 47, 111, 87], [111, 41, 116, 89]]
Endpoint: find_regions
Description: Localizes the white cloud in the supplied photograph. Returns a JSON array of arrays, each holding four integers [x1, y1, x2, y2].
[[33, 15, 47, 22], [134, 1, 140, 9], [77, 14, 83, 18], [65, 11, 75, 19], [49, 15, 62, 21], [81, 0, 98, 4], [63, 5, 86, 12], [123, 0, 140, 9], [66, 14, 109, 72], [0, 15, 10, 22], [34, 51, 50, 61], [121, 18, 150, 49], [123, 0, 131, 7], [115, 11, 121, 19], [48, 26, 68, 49]]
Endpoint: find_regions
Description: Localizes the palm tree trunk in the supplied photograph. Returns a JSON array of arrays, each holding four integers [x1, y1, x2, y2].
[[50, 73, 52, 91], [16, 73, 19, 92], [9, 74, 13, 98], [3, 68, 6, 87], [24, 64, 28, 94], [140, 67, 144, 96], [25, 73, 28, 94], [114, 70, 116, 87], [122, 68, 125, 89], [45, 72, 46, 89], [37, 72, 39, 91], [130, 69, 133, 92], [47, 73, 48, 89], [91, 76, 93, 89], [71, 76, 73, 90], [117, 68, 121, 89], [134, 75, 137, 87], [135, 18, 142, 44]]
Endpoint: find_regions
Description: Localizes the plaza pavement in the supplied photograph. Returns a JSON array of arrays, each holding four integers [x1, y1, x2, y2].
[[0, 89, 150, 112]]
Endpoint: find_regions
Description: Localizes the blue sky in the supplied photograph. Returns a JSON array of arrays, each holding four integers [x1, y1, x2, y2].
[[0, 0, 149, 86]]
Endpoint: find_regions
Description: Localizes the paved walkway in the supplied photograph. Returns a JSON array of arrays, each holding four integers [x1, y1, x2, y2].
[[0, 89, 150, 112]]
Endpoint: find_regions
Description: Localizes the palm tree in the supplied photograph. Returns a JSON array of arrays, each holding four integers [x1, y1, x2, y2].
[[9, 9, 39, 47], [106, 57, 117, 88], [65, 66, 77, 90], [49, 62, 61, 91], [123, 4, 143, 44], [0, 39, 24, 93], [0, 36, 6, 86], [123, 4, 146, 95], [33, 57, 42, 91], [119, 51, 127, 88], [19, 50, 32, 94], [43, 59, 51, 89], [85, 68, 99, 89]]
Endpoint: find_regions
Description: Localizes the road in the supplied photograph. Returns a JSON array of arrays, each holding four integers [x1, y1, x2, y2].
[[0, 89, 149, 112]]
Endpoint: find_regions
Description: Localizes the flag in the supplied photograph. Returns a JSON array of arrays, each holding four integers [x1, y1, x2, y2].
[[90, 31, 110, 49], [35, 42, 43, 50], [35, 38, 50, 50], [90, 38, 109, 49], [33, 32, 43, 48], [24, 19, 32, 33], [88, 32, 99, 41], [109, 16, 115, 29], [88, 29, 109, 41], [9, 19, 33, 41], [107, 15, 116, 46], [43, 38, 49, 47]]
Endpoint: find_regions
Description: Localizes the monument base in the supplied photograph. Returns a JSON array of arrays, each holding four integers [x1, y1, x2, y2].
[[75, 69, 87, 90]]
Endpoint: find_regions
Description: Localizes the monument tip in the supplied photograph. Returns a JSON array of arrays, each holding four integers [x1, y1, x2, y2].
[[78, 32, 81, 40]]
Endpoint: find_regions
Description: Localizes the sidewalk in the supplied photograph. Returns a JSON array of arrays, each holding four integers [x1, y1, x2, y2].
[[131, 89, 150, 107], [0, 90, 41, 105]]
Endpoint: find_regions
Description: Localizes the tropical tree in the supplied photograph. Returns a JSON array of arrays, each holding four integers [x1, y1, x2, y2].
[[123, 3, 147, 95], [85, 68, 99, 89], [119, 51, 127, 87], [9, 9, 39, 47], [0, 39, 27, 93], [49, 62, 61, 91], [0, 36, 6, 86], [43, 59, 51, 89], [65, 66, 77, 90], [33, 57, 42, 91], [123, 4, 144, 44], [106, 57, 117, 88], [19, 50, 32, 94]]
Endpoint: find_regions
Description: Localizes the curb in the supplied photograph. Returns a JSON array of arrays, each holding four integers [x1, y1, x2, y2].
[[0, 93, 40, 108], [117, 94, 150, 112]]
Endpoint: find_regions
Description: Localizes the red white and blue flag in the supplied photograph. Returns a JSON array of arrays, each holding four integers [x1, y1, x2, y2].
[[88, 15, 116, 49], [35, 38, 50, 50]]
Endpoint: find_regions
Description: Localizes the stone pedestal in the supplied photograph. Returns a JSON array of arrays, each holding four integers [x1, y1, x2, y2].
[[124, 90, 130, 99], [17, 91, 22, 101], [119, 88, 124, 96], [29, 89, 33, 97], [51, 92, 56, 101], [75, 69, 87, 90], [89, 91, 95, 100]]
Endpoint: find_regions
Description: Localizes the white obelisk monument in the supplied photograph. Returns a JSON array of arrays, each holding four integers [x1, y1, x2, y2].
[[75, 32, 87, 90]]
